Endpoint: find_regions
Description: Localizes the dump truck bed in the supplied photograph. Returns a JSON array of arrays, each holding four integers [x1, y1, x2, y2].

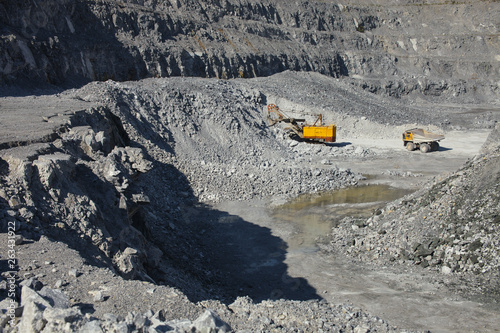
[[408, 128, 445, 143]]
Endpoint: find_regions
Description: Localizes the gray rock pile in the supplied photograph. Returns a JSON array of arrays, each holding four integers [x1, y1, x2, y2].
[[1, 277, 411, 333], [73, 77, 363, 203], [0, 105, 162, 283], [1, 280, 231, 333], [322, 123, 500, 298]]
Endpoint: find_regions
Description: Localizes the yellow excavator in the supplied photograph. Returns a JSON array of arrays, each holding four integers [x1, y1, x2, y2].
[[267, 104, 336, 143]]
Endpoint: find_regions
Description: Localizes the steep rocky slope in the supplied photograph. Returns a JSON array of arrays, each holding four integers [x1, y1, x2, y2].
[[1, 0, 499, 104]]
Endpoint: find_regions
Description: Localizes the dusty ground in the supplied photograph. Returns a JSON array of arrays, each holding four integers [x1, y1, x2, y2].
[[336, 129, 493, 184]]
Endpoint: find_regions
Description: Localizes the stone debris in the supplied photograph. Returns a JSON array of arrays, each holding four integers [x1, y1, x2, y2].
[[3, 285, 235, 333], [322, 123, 500, 299], [67, 270, 79, 278], [0, 283, 407, 333], [191, 309, 231, 332]]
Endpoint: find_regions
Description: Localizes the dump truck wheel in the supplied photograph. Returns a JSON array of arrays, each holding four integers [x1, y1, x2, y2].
[[420, 143, 431, 153], [431, 142, 440, 151], [406, 142, 415, 151]]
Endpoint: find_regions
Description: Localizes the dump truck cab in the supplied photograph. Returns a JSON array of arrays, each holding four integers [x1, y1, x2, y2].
[[403, 131, 413, 142]]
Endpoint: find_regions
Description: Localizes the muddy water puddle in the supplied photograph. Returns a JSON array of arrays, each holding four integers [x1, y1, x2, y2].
[[271, 184, 413, 252]]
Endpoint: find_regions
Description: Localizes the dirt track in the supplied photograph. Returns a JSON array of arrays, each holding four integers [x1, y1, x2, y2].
[[340, 129, 492, 182]]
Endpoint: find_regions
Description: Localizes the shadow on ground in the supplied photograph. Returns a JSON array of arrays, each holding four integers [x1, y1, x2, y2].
[[178, 203, 321, 303], [326, 142, 351, 147]]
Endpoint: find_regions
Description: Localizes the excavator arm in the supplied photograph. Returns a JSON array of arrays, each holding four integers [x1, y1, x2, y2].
[[267, 104, 305, 126]]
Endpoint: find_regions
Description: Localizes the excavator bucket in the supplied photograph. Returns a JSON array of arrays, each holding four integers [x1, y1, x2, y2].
[[267, 104, 283, 126]]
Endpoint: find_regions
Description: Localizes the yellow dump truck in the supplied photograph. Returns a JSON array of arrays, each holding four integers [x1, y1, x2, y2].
[[267, 104, 336, 143], [403, 128, 445, 153]]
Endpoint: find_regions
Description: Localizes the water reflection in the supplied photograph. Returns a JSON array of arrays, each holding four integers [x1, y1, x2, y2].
[[272, 185, 413, 252]]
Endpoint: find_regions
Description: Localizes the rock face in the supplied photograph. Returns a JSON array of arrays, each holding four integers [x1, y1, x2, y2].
[[1, 0, 499, 103], [0, 105, 162, 282]]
